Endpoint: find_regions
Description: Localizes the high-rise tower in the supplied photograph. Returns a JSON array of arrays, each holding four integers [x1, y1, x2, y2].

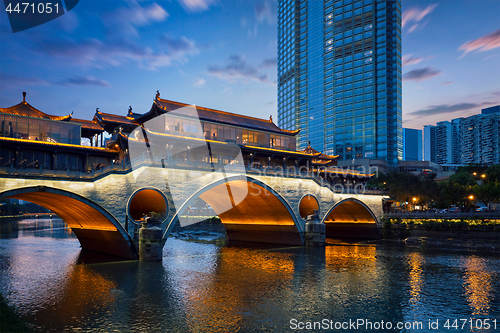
[[277, 0, 402, 166]]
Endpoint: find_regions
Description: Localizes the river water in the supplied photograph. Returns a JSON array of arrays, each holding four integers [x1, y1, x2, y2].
[[0, 217, 499, 332]]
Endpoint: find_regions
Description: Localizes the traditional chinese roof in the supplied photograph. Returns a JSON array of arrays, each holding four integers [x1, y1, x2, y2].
[[301, 141, 339, 166], [94, 108, 137, 133], [0, 92, 72, 121], [106, 132, 129, 150], [70, 118, 104, 138], [134, 92, 300, 136]]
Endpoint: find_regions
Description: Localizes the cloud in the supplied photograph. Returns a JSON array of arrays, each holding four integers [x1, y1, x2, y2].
[[105, 2, 169, 36], [0, 73, 49, 89], [160, 34, 198, 53], [254, 0, 273, 25], [402, 4, 437, 31], [208, 55, 273, 84], [403, 67, 442, 82], [402, 54, 424, 66], [178, 0, 218, 12], [408, 102, 494, 117], [58, 75, 111, 87], [34, 35, 199, 70], [246, 0, 275, 38], [442, 81, 453, 85], [193, 77, 206, 87], [260, 58, 277, 68], [459, 28, 500, 55]]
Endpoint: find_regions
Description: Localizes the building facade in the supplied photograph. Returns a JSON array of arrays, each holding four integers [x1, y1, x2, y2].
[[277, 0, 402, 166], [403, 128, 422, 161], [423, 105, 499, 165], [460, 110, 499, 165]]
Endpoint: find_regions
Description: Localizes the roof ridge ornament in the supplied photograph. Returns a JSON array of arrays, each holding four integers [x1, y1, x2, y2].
[[156, 90, 160, 100], [269, 115, 273, 122], [22, 91, 26, 103]]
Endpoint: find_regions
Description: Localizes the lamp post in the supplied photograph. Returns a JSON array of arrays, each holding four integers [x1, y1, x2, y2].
[[469, 194, 475, 211]]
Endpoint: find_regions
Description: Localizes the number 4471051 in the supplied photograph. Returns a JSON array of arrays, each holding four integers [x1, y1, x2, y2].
[[444, 319, 497, 330], [5, 2, 60, 14]]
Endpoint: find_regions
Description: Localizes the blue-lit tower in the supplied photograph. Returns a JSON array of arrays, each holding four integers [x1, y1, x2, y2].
[[277, 0, 402, 166]]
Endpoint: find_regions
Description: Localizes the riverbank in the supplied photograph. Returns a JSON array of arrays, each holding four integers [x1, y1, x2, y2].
[[381, 224, 499, 254]]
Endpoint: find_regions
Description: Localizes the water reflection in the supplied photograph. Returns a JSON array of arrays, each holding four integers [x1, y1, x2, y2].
[[462, 257, 494, 316], [407, 252, 424, 307], [165, 244, 296, 333], [0, 218, 499, 332]]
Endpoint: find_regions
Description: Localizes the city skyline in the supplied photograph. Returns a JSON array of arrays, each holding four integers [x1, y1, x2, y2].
[[1, 0, 499, 136]]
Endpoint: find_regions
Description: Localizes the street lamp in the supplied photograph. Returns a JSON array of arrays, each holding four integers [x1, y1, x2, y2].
[[412, 197, 417, 211]]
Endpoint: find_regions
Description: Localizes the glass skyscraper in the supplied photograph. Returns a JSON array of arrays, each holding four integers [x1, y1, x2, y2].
[[277, 0, 402, 166]]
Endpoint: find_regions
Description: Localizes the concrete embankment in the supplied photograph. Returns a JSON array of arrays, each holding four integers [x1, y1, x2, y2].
[[382, 226, 499, 253]]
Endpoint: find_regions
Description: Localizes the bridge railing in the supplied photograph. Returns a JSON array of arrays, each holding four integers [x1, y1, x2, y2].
[[1, 161, 386, 195]]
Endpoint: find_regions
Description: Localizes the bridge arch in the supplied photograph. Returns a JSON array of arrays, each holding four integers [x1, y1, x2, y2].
[[0, 186, 137, 259], [166, 175, 304, 245], [322, 198, 381, 239]]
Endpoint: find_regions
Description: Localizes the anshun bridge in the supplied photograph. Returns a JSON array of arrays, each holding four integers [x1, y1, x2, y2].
[[0, 92, 385, 259]]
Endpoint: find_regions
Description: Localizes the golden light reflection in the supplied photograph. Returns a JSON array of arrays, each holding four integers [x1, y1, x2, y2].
[[175, 247, 295, 333], [31, 264, 118, 328], [324, 242, 377, 270], [407, 252, 424, 307], [462, 257, 493, 316]]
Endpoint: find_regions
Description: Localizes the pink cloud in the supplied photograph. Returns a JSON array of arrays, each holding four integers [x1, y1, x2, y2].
[[402, 4, 437, 29], [403, 54, 424, 66], [459, 28, 500, 54]]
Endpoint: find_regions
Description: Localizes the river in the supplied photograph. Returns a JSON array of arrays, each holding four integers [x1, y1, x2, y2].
[[0, 217, 498, 332]]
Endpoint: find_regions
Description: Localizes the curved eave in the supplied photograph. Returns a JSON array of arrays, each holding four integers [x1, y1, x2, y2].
[[0, 102, 72, 121]]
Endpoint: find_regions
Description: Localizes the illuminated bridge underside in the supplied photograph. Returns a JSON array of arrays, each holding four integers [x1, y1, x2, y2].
[[1, 187, 137, 259], [324, 199, 381, 239], [198, 180, 303, 246]]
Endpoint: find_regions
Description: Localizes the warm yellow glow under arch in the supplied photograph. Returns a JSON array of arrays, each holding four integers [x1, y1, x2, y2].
[[166, 175, 304, 246], [0, 186, 137, 259], [322, 198, 381, 239]]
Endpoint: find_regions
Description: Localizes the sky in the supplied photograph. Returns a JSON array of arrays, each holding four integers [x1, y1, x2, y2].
[[0, 0, 499, 131]]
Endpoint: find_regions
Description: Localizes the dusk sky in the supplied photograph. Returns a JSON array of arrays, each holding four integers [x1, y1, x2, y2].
[[1, 0, 499, 131]]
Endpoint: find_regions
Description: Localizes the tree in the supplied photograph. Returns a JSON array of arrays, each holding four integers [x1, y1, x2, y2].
[[485, 164, 500, 183], [473, 182, 500, 208]]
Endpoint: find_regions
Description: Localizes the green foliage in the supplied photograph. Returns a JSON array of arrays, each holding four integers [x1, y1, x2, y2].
[[485, 164, 500, 183], [372, 165, 500, 210], [145, 211, 164, 223], [473, 182, 500, 206]]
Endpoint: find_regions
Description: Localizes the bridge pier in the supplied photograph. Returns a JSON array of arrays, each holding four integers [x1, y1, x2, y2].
[[138, 220, 163, 261], [304, 211, 326, 246]]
